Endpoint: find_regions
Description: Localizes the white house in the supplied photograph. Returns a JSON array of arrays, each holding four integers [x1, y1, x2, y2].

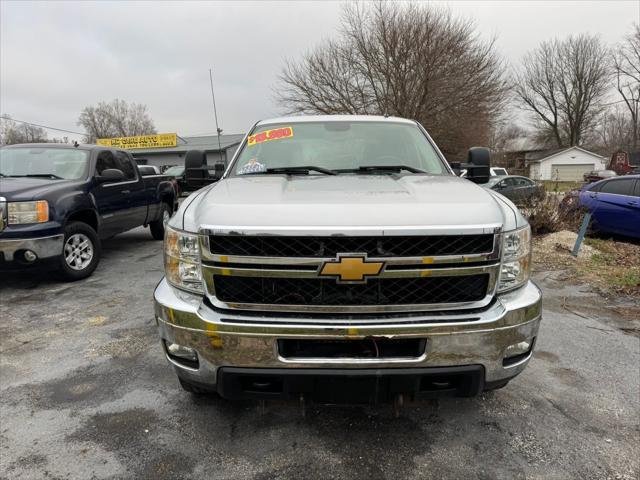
[[527, 146, 607, 181]]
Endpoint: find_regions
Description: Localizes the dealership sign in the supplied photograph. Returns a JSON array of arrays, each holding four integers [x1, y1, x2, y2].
[[96, 133, 177, 149]]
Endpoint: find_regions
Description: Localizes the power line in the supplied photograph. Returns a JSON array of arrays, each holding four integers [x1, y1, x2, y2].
[[0, 116, 86, 136]]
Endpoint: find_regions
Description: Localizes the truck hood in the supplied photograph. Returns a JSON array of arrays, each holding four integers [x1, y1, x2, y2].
[[179, 174, 525, 233], [0, 177, 79, 201]]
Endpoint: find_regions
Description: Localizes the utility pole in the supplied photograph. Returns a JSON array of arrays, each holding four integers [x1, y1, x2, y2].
[[209, 68, 223, 154]]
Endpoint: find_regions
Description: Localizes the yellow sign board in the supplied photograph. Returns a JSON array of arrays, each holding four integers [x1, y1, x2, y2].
[[96, 133, 177, 149]]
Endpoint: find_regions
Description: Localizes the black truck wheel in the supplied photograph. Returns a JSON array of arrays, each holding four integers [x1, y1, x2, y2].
[[150, 202, 171, 240], [58, 222, 101, 281]]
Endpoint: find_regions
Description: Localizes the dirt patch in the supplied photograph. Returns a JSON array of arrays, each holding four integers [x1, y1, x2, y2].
[[87, 327, 155, 359], [536, 231, 595, 258], [534, 350, 560, 363], [533, 231, 640, 298]]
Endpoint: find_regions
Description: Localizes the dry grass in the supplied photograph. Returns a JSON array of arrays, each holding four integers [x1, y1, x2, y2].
[[533, 232, 640, 298], [540, 180, 583, 193]]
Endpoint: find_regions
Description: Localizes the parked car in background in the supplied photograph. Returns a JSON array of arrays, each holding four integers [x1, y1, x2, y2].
[[138, 165, 162, 176], [0, 144, 178, 280], [579, 175, 640, 239], [138, 164, 181, 197], [583, 169, 617, 183], [163, 165, 186, 195], [483, 175, 544, 204], [460, 167, 509, 178]]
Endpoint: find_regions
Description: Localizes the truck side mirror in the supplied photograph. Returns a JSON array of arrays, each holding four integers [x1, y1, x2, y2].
[[465, 147, 491, 184], [96, 168, 125, 183], [449, 161, 462, 176], [213, 162, 225, 179], [184, 150, 208, 189]]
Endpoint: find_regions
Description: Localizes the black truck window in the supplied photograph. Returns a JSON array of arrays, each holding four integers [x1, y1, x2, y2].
[[96, 151, 118, 175], [115, 151, 137, 180]]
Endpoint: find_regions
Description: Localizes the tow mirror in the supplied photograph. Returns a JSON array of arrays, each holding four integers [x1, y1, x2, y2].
[[96, 168, 125, 183], [213, 162, 225, 179], [449, 161, 462, 176], [465, 147, 491, 184], [184, 150, 209, 189]]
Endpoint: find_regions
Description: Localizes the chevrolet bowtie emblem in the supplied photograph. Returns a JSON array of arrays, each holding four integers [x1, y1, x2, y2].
[[319, 254, 385, 283]]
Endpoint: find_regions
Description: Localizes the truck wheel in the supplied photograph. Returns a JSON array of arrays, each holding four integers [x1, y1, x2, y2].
[[58, 222, 101, 281], [150, 202, 171, 240]]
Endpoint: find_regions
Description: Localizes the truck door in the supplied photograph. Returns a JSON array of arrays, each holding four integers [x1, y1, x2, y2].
[[93, 150, 131, 238], [114, 151, 147, 228]]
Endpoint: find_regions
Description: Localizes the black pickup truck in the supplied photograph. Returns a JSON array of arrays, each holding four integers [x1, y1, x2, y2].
[[0, 143, 178, 280]]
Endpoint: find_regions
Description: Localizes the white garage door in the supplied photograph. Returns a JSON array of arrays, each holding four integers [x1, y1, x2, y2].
[[551, 164, 594, 181]]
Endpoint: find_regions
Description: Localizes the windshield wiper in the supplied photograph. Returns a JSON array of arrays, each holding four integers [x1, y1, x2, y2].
[[335, 165, 427, 174], [242, 166, 337, 176], [8, 173, 64, 179]]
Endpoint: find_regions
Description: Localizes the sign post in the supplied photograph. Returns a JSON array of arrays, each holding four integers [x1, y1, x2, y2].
[[572, 213, 592, 257]]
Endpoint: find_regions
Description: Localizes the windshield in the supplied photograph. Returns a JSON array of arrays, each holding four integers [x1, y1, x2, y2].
[[485, 177, 504, 187], [0, 147, 90, 180], [232, 121, 447, 176], [164, 166, 184, 176]]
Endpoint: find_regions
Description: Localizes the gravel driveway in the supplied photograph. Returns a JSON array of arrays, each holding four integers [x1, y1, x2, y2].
[[1, 227, 638, 479]]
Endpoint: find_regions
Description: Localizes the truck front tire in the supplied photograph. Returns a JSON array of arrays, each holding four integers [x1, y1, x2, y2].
[[58, 222, 101, 281], [150, 202, 171, 240]]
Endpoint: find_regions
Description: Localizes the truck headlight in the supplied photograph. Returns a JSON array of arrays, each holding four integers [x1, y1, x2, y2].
[[164, 225, 203, 293], [498, 225, 531, 293], [7, 201, 49, 224]]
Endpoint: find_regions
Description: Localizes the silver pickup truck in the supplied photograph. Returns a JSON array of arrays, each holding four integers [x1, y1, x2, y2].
[[154, 115, 542, 405]]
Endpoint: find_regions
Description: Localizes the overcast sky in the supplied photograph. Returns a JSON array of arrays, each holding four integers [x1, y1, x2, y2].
[[1, 1, 638, 142]]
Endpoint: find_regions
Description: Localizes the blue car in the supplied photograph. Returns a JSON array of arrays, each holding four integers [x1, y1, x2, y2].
[[579, 175, 640, 239]]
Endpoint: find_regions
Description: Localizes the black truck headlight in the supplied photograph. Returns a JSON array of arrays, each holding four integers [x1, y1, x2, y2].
[[7, 200, 49, 224], [164, 225, 203, 293], [498, 225, 531, 293]]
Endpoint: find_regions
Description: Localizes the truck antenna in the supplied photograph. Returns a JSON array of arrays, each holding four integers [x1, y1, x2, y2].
[[209, 68, 223, 154]]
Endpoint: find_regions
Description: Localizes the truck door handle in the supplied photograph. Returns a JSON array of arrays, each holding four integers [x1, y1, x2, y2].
[[121, 190, 130, 194]]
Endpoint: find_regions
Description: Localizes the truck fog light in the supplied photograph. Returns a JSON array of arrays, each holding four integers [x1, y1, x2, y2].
[[23, 250, 37, 262], [504, 340, 532, 358], [503, 338, 535, 367], [165, 340, 198, 362]]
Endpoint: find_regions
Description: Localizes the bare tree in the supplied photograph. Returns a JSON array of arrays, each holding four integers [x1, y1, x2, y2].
[[0, 115, 49, 145], [514, 34, 610, 148], [614, 25, 640, 151], [78, 99, 156, 142], [588, 104, 634, 154], [276, 2, 507, 160]]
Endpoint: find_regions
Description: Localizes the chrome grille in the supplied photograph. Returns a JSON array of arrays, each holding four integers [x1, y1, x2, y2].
[[209, 234, 495, 257], [201, 229, 501, 314], [213, 275, 490, 306]]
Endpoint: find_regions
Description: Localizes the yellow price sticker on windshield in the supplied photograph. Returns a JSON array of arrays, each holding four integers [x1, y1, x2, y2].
[[247, 127, 293, 147]]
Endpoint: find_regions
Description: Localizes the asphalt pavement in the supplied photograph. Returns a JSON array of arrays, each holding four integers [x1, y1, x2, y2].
[[1, 227, 638, 480]]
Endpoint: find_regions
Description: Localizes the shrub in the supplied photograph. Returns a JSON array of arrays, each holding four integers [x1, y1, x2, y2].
[[519, 191, 586, 235]]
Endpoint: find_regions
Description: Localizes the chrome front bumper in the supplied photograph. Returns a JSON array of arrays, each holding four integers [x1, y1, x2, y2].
[[0, 234, 64, 261], [154, 279, 543, 389]]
